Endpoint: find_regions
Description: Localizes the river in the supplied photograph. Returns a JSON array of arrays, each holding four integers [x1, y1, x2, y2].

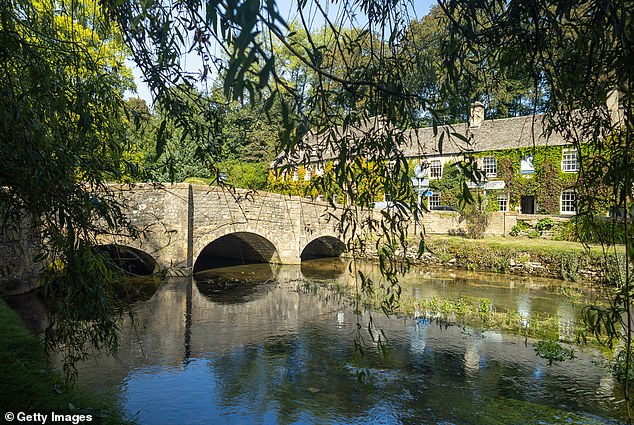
[[6, 259, 629, 424]]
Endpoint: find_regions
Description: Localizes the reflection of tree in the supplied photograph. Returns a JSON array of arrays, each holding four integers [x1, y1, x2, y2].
[[210, 330, 374, 423], [63, 268, 626, 422]]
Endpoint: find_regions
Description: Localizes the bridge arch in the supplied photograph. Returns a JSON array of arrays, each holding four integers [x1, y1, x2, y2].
[[193, 229, 281, 272], [97, 244, 159, 276], [300, 235, 346, 260]]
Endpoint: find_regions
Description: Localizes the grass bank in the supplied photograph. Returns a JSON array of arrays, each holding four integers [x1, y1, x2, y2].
[[0, 298, 134, 424], [420, 235, 625, 282]]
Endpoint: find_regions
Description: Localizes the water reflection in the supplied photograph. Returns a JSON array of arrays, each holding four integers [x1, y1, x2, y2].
[[3, 276, 162, 334], [6, 262, 629, 424], [300, 257, 349, 280], [517, 293, 531, 328], [117, 276, 162, 303], [194, 263, 276, 303]]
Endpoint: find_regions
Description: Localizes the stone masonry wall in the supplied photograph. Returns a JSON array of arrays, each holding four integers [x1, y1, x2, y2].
[[1, 183, 567, 295], [416, 211, 518, 236], [0, 214, 43, 295], [100, 184, 343, 275]]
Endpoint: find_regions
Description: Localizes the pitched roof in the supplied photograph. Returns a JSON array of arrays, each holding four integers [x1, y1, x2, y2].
[[270, 115, 391, 167], [272, 113, 571, 167], [400, 114, 569, 158]]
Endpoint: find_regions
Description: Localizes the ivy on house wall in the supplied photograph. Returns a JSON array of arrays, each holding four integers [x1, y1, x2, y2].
[[427, 162, 463, 208], [267, 165, 322, 198], [413, 146, 579, 214], [268, 145, 581, 215], [267, 159, 394, 205], [483, 146, 577, 214]]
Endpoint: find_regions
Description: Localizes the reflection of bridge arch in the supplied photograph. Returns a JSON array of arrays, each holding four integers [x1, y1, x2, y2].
[[97, 244, 159, 276], [300, 235, 346, 260], [193, 228, 281, 272]]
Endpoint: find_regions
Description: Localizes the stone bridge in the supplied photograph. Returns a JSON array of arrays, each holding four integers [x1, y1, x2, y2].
[[98, 184, 348, 275]]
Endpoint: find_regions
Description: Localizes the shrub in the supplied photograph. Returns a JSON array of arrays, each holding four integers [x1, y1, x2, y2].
[[535, 217, 555, 232], [559, 251, 580, 282], [555, 215, 626, 244], [510, 220, 529, 237], [183, 177, 213, 185], [463, 202, 489, 239], [527, 229, 541, 239]]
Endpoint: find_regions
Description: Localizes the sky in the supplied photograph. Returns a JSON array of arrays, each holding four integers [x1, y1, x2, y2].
[[125, 0, 437, 105]]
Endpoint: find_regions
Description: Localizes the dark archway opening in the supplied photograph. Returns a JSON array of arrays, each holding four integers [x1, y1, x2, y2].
[[98, 244, 158, 276], [300, 236, 346, 260], [194, 232, 279, 273]]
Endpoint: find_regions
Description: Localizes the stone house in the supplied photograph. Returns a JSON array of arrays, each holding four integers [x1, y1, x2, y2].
[[271, 92, 623, 218]]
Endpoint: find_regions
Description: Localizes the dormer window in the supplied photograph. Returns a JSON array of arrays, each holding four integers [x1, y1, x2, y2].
[[482, 156, 497, 178], [520, 155, 535, 175], [429, 160, 443, 179], [562, 148, 579, 172]]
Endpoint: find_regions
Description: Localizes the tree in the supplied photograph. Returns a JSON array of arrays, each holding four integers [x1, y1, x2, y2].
[[0, 0, 140, 377], [219, 95, 282, 163], [399, 5, 548, 124], [122, 87, 280, 185], [435, 0, 634, 415]]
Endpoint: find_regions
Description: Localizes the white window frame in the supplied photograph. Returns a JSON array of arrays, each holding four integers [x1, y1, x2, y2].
[[429, 160, 443, 179], [428, 193, 441, 210], [497, 193, 508, 212], [304, 165, 311, 181], [520, 155, 535, 175], [560, 189, 576, 215], [482, 156, 497, 178], [561, 148, 579, 172]]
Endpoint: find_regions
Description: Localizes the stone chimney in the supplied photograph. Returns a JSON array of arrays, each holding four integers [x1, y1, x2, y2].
[[469, 101, 485, 128], [606, 87, 624, 127]]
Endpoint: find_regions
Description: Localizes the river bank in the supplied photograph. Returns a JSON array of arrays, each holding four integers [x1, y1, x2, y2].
[[0, 298, 134, 425], [402, 235, 625, 282]]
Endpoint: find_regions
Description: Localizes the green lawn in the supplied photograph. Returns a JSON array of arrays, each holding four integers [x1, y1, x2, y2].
[[0, 299, 134, 424]]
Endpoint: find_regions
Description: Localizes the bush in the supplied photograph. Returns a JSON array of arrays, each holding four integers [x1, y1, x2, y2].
[[510, 220, 529, 237], [535, 217, 555, 232], [559, 251, 580, 282], [553, 219, 576, 241], [554, 216, 626, 244], [463, 202, 489, 239], [527, 229, 541, 239], [223, 161, 269, 190], [183, 177, 213, 185]]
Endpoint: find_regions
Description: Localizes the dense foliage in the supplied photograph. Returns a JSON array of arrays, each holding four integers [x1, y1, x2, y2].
[[2, 0, 632, 411], [439, 0, 634, 411], [0, 0, 140, 376]]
